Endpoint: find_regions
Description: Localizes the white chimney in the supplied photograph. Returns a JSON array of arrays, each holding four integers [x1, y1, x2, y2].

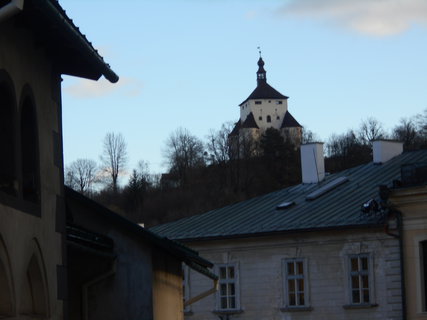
[[301, 143, 325, 184], [373, 140, 403, 164]]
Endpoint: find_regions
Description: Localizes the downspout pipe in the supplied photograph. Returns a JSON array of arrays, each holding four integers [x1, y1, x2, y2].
[[0, 0, 24, 23], [82, 259, 117, 320], [385, 208, 406, 320]]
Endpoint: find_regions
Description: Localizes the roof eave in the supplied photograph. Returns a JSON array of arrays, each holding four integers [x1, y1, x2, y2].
[[32, 0, 119, 83], [171, 223, 384, 242]]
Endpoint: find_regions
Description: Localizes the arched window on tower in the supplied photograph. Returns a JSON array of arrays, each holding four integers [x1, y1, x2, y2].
[[0, 75, 17, 196], [20, 95, 40, 203], [267, 115, 271, 123]]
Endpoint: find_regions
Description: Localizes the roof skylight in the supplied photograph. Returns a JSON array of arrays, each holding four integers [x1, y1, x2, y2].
[[276, 201, 295, 210], [306, 176, 349, 201]]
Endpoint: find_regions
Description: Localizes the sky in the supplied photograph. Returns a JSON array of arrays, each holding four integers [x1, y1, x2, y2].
[[60, 0, 427, 178]]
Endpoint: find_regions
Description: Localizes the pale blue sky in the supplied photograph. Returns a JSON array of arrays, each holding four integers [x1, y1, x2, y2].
[[60, 0, 427, 177]]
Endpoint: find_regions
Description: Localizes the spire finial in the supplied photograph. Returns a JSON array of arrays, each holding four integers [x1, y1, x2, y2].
[[257, 46, 262, 58]]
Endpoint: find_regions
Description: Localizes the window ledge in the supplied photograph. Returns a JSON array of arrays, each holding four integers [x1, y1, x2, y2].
[[343, 303, 378, 309], [213, 309, 244, 315], [281, 306, 313, 312]]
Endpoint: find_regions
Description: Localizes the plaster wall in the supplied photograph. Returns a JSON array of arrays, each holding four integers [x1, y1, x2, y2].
[[240, 99, 288, 130], [182, 229, 401, 320], [0, 19, 64, 320]]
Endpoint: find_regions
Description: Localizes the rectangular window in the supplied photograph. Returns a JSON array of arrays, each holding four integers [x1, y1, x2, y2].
[[283, 259, 309, 308], [276, 101, 283, 105], [255, 101, 262, 105], [349, 254, 370, 304], [216, 263, 240, 311]]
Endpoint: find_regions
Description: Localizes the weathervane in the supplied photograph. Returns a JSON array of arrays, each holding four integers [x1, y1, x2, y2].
[[257, 46, 262, 58]]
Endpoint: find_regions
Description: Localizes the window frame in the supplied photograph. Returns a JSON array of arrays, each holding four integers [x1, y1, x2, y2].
[[282, 258, 311, 310], [346, 253, 375, 307], [214, 262, 241, 313]]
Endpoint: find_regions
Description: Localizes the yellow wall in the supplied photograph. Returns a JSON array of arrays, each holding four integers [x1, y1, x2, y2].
[[391, 185, 427, 320]]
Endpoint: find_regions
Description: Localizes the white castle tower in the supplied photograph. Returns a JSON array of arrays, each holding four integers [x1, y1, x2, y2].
[[230, 56, 302, 145]]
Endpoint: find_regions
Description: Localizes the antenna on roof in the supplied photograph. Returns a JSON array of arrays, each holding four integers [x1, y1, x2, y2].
[[257, 46, 262, 58]]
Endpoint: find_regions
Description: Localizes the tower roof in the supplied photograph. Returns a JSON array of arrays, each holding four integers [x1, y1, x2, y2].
[[239, 82, 289, 106], [281, 111, 302, 128], [239, 57, 288, 106], [241, 112, 259, 129]]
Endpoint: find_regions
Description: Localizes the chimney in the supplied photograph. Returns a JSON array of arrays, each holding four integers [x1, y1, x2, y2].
[[373, 140, 403, 164], [300, 143, 325, 184]]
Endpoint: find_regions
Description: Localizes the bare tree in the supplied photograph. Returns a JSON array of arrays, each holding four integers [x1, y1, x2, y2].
[[100, 132, 127, 193], [163, 128, 205, 186], [65, 158, 99, 194], [358, 117, 385, 145], [392, 118, 420, 150], [301, 126, 319, 144], [206, 122, 234, 165]]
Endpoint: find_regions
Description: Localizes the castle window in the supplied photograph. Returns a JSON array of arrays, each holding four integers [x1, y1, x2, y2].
[[267, 115, 271, 123], [276, 101, 283, 105], [0, 77, 17, 196], [255, 101, 262, 105], [20, 95, 40, 203], [259, 116, 262, 121], [277, 116, 280, 120]]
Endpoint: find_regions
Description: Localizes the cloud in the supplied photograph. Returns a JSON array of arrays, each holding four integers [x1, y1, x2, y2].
[[278, 0, 427, 36], [64, 77, 143, 98]]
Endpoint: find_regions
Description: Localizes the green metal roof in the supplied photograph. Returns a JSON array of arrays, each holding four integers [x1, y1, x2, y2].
[[151, 150, 427, 241]]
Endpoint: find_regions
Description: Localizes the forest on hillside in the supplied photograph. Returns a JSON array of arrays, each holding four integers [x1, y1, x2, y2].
[[65, 109, 427, 227]]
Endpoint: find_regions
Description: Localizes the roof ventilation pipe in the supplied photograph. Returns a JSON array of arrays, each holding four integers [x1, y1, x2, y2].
[[373, 140, 403, 164], [0, 0, 24, 23], [300, 142, 325, 184]]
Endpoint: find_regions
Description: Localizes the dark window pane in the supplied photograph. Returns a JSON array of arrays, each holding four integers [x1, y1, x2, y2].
[[229, 283, 235, 295], [363, 289, 370, 303], [351, 276, 359, 289], [297, 279, 304, 291], [352, 290, 360, 303], [230, 297, 236, 309], [361, 257, 368, 271], [220, 267, 226, 279], [228, 267, 234, 279], [351, 258, 358, 272], [288, 279, 295, 292], [288, 262, 295, 275], [221, 297, 227, 309], [362, 275, 369, 289], [297, 262, 304, 275], [220, 284, 227, 296], [289, 293, 296, 306], [299, 293, 305, 306]]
